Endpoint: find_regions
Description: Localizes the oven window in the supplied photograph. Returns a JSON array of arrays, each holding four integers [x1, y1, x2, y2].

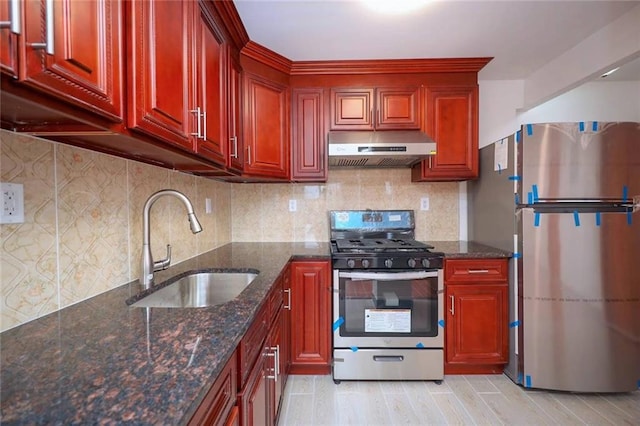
[[338, 275, 439, 337]]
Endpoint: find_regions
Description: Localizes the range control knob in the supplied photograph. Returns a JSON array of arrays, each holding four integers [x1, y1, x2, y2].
[[347, 259, 356, 268], [384, 259, 393, 268], [421, 258, 431, 269], [361, 259, 370, 268], [407, 258, 417, 268]]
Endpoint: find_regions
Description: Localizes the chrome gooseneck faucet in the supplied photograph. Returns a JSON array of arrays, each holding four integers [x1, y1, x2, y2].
[[140, 189, 202, 289]]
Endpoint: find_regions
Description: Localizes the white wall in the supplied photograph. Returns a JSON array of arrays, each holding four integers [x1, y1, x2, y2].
[[479, 80, 640, 148]]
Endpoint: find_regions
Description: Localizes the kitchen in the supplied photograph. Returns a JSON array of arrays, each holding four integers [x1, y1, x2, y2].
[[1, 0, 640, 424]]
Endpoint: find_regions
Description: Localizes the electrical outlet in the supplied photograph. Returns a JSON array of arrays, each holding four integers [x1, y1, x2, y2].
[[420, 197, 430, 211], [205, 198, 212, 214], [1, 182, 25, 224], [289, 199, 297, 212]]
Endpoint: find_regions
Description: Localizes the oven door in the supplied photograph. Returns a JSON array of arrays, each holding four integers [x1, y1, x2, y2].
[[333, 269, 443, 348]]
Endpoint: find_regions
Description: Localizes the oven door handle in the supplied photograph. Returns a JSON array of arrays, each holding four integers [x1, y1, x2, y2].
[[338, 271, 438, 281]]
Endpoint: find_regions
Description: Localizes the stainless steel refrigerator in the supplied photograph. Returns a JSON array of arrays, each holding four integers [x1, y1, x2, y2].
[[468, 122, 640, 392]]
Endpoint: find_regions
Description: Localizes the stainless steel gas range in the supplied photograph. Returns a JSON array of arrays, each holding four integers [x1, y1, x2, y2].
[[330, 210, 445, 383]]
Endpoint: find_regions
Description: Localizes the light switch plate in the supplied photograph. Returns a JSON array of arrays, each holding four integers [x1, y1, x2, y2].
[[205, 198, 212, 214], [1, 182, 25, 224]]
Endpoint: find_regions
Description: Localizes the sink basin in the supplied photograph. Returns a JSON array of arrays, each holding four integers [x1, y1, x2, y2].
[[130, 271, 259, 308]]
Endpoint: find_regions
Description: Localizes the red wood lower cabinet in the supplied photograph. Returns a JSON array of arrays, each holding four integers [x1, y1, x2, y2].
[[188, 350, 238, 426], [444, 258, 509, 374], [289, 261, 331, 375]]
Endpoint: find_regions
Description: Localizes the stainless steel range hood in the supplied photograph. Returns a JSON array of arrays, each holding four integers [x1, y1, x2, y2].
[[328, 130, 436, 168]]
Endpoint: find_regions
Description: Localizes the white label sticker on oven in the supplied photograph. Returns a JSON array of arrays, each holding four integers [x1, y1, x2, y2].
[[364, 309, 411, 333], [388, 214, 401, 222]]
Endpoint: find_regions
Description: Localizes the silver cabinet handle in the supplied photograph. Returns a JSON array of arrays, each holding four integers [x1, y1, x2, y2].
[[272, 345, 280, 377], [0, 0, 21, 34], [29, 0, 54, 54], [265, 347, 277, 381], [284, 288, 291, 310], [450, 295, 455, 316], [246, 145, 251, 165], [190, 107, 202, 138], [428, 155, 433, 169], [468, 269, 490, 274], [230, 136, 238, 158], [202, 111, 207, 140]]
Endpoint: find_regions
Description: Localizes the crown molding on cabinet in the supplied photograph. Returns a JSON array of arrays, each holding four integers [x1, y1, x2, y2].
[[241, 41, 293, 75]]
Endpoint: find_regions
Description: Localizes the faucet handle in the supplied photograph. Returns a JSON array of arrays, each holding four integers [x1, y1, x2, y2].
[[154, 244, 172, 271]]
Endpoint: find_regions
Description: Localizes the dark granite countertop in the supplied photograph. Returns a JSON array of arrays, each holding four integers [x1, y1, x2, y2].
[[0, 242, 329, 425], [428, 241, 513, 258]]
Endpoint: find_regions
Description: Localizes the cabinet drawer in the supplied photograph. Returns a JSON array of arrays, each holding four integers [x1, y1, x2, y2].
[[445, 258, 508, 283], [238, 303, 268, 388], [268, 275, 284, 326]]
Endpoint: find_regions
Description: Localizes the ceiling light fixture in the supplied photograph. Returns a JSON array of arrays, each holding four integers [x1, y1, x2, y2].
[[361, 0, 431, 15], [600, 67, 620, 78]]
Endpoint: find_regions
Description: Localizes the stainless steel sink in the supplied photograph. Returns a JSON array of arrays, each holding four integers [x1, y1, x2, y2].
[[129, 271, 258, 308]]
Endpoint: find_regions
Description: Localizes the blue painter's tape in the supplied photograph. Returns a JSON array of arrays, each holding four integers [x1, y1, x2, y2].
[[528, 192, 533, 205], [526, 124, 533, 136], [416, 342, 425, 349], [637, 379, 640, 389], [592, 121, 598, 131], [509, 320, 520, 328], [622, 185, 629, 202], [514, 194, 520, 205], [350, 346, 358, 352], [333, 317, 344, 331], [498, 163, 502, 174], [534, 212, 541, 227], [628, 211, 633, 225], [532, 184, 539, 202], [508, 175, 521, 181], [516, 130, 521, 143], [525, 375, 532, 388], [518, 372, 523, 384], [513, 252, 522, 259], [596, 212, 602, 227], [573, 211, 580, 227], [438, 319, 445, 328], [579, 122, 585, 132]]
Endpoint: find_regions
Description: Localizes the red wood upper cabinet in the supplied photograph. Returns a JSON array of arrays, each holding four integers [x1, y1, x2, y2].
[[227, 52, 244, 172], [194, 2, 228, 167], [412, 85, 478, 181], [127, 0, 195, 151], [1, 0, 123, 121], [242, 72, 290, 179], [330, 86, 420, 130], [291, 88, 327, 182]]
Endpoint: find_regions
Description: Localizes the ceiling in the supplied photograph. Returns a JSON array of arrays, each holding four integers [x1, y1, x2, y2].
[[233, 0, 640, 83]]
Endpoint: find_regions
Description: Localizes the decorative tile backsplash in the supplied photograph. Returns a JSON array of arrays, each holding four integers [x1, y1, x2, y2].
[[0, 131, 232, 332], [231, 169, 459, 242], [1, 130, 459, 331]]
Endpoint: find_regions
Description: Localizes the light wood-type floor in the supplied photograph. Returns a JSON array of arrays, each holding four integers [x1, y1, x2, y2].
[[277, 374, 640, 425]]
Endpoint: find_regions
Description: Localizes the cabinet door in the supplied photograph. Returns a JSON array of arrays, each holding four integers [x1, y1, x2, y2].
[[194, 2, 227, 167], [19, 0, 122, 121], [239, 351, 268, 426], [375, 87, 420, 129], [188, 351, 238, 426], [446, 284, 508, 365], [227, 53, 244, 172], [330, 88, 374, 130], [291, 88, 327, 181], [0, 0, 19, 78], [128, 0, 194, 150], [412, 86, 478, 181], [243, 73, 289, 178], [289, 261, 331, 374]]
